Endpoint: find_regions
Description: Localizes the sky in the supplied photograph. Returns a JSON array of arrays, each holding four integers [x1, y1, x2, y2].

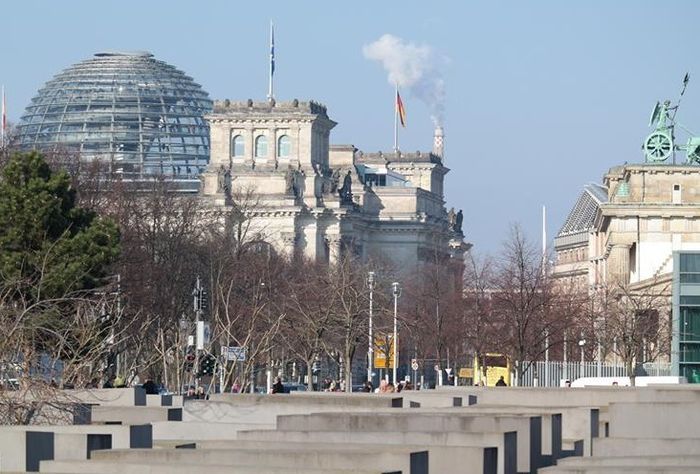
[[3, 1, 700, 255]]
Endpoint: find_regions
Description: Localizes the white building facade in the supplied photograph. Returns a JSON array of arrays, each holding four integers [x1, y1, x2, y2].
[[200, 99, 468, 274]]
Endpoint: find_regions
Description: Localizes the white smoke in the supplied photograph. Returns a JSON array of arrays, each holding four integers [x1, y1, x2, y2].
[[363, 34, 446, 126]]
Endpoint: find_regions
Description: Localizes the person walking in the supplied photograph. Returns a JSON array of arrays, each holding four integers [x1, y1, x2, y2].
[[271, 377, 285, 394]]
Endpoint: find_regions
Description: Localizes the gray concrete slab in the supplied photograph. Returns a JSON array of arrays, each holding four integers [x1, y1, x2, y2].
[[275, 411, 535, 473], [607, 401, 700, 438], [592, 437, 700, 457], [219, 431, 511, 474], [151, 420, 273, 441], [90, 444, 485, 474], [91, 406, 181, 424], [40, 459, 387, 474]]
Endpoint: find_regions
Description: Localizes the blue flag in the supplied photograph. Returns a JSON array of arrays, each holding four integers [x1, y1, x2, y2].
[[270, 24, 275, 77]]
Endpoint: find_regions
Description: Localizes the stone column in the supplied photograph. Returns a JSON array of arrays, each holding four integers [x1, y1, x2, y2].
[[270, 127, 278, 168], [245, 127, 254, 167], [326, 235, 342, 265], [280, 232, 297, 257], [608, 244, 631, 286]]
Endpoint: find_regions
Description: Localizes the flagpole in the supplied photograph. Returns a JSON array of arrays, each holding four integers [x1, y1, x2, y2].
[[1, 85, 5, 147], [542, 204, 547, 275], [393, 83, 398, 153], [268, 22, 274, 101]]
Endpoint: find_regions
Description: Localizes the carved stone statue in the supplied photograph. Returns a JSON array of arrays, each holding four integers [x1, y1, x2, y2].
[[447, 207, 456, 230], [223, 167, 231, 197], [330, 169, 341, 193], [338, 170, 353, 203], [285, 169, 295, 195], [217, 165, 226, 192], [455, 210, 463, 233]]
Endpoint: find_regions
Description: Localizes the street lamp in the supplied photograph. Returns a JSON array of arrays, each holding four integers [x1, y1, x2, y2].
[[392, 282, 401, 384], [578, 336, 586, 378], [367, 271, 375, 386]]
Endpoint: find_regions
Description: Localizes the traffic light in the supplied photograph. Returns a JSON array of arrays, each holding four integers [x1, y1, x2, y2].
[[185, 353, 195, 372], [198, 289, 208, 311], [199, 354, 216, 377]]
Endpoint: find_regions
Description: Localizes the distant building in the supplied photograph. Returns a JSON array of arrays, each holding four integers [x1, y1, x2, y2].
[[16, 51, 212, 191], [554, 164, 700, 290], [201, 99, 468, 274]]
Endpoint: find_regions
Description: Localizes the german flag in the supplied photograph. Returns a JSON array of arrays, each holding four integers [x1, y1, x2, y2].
[[396, 90, 406, 127]]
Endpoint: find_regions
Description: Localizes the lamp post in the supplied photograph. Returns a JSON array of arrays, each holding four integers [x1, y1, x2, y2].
[[392, 282, 401, 384], [367, 271, 375, 385], [578, 336, 586, 378]]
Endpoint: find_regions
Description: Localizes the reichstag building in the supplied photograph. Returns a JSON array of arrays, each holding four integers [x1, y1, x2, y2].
[[16, 51, 468, 273]]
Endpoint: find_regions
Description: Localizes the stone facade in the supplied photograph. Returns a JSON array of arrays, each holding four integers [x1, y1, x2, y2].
[[554, 164, 700, 289], [200, 99, 468, 274]]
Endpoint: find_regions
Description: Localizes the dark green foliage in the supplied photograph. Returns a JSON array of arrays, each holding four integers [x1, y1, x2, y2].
[[0, 151, 120, 299]]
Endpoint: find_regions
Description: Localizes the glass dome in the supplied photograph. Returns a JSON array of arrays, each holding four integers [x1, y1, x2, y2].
[[17, 51, 212, 187]]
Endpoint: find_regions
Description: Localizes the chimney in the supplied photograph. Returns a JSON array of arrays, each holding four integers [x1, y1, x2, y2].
[[433, 126, 444, 159]]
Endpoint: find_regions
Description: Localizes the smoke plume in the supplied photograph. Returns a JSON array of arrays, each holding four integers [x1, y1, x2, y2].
[[363, 34, 446, 126]]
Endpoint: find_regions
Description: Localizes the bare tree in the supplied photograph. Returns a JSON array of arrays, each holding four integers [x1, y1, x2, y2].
[[592, 279, 671, 386], [490, 225, 554, 382], [277, 259, 335, 391]]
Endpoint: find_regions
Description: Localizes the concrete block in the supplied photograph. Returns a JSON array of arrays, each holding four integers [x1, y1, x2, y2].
[[91, 444, 488, 474], [0, 429, 53, 472], [91, 406, 181, 424], [41, 459, 388, 474]]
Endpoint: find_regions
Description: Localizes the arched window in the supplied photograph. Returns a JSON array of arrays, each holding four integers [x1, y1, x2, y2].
[[277, 135, 291, 158], [231, 134, 244, 157], [255, 135, 268, 158]]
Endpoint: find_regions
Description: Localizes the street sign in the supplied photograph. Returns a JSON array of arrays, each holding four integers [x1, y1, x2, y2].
[[196, 321, 210, 350], [221, 346, 246, 362], [411, 359, 418, 371], [373, 334, 395, 369]]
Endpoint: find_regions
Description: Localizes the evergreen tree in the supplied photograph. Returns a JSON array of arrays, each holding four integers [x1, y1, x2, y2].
[[0, 151, 120, 300]]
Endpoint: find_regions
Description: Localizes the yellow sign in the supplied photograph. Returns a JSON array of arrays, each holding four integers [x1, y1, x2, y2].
[[373, 334, 395, 369], [458, 368, 473, 378]]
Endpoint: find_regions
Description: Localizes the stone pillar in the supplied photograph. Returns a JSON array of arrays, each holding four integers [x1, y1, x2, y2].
[[270, 127, 278, 168], [326, 235, 342, 265], [245, 127, 255, 167], [608, 244, 631, 285], [280, 232, 297, 257]]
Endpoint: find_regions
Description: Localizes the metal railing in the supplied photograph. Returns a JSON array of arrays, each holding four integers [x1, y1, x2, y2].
[[516, 360, 671, 387]]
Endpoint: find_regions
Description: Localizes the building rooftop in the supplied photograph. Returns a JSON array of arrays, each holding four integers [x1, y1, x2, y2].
[[16, 51, 212, 183], [557, 183, 608, 238], [357, 150, 442, 165], [211, 99, 329, 118]]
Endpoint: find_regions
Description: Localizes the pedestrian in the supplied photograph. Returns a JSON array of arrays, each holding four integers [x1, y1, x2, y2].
[[363, 380, 373, 393], [386, 382, 396, 393], [377, 379, 388, 393], [495, 376, 507, 387], [142, 378, 159, 395], [271, 377, 284, 394], [231, 380, 241, 393]]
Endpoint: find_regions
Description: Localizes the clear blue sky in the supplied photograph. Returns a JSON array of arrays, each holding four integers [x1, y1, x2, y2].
[[3, 1, 700, 255]]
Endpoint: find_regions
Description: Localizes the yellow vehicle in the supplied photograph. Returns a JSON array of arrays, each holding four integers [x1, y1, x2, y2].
[[474, 353, 511, 387]]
